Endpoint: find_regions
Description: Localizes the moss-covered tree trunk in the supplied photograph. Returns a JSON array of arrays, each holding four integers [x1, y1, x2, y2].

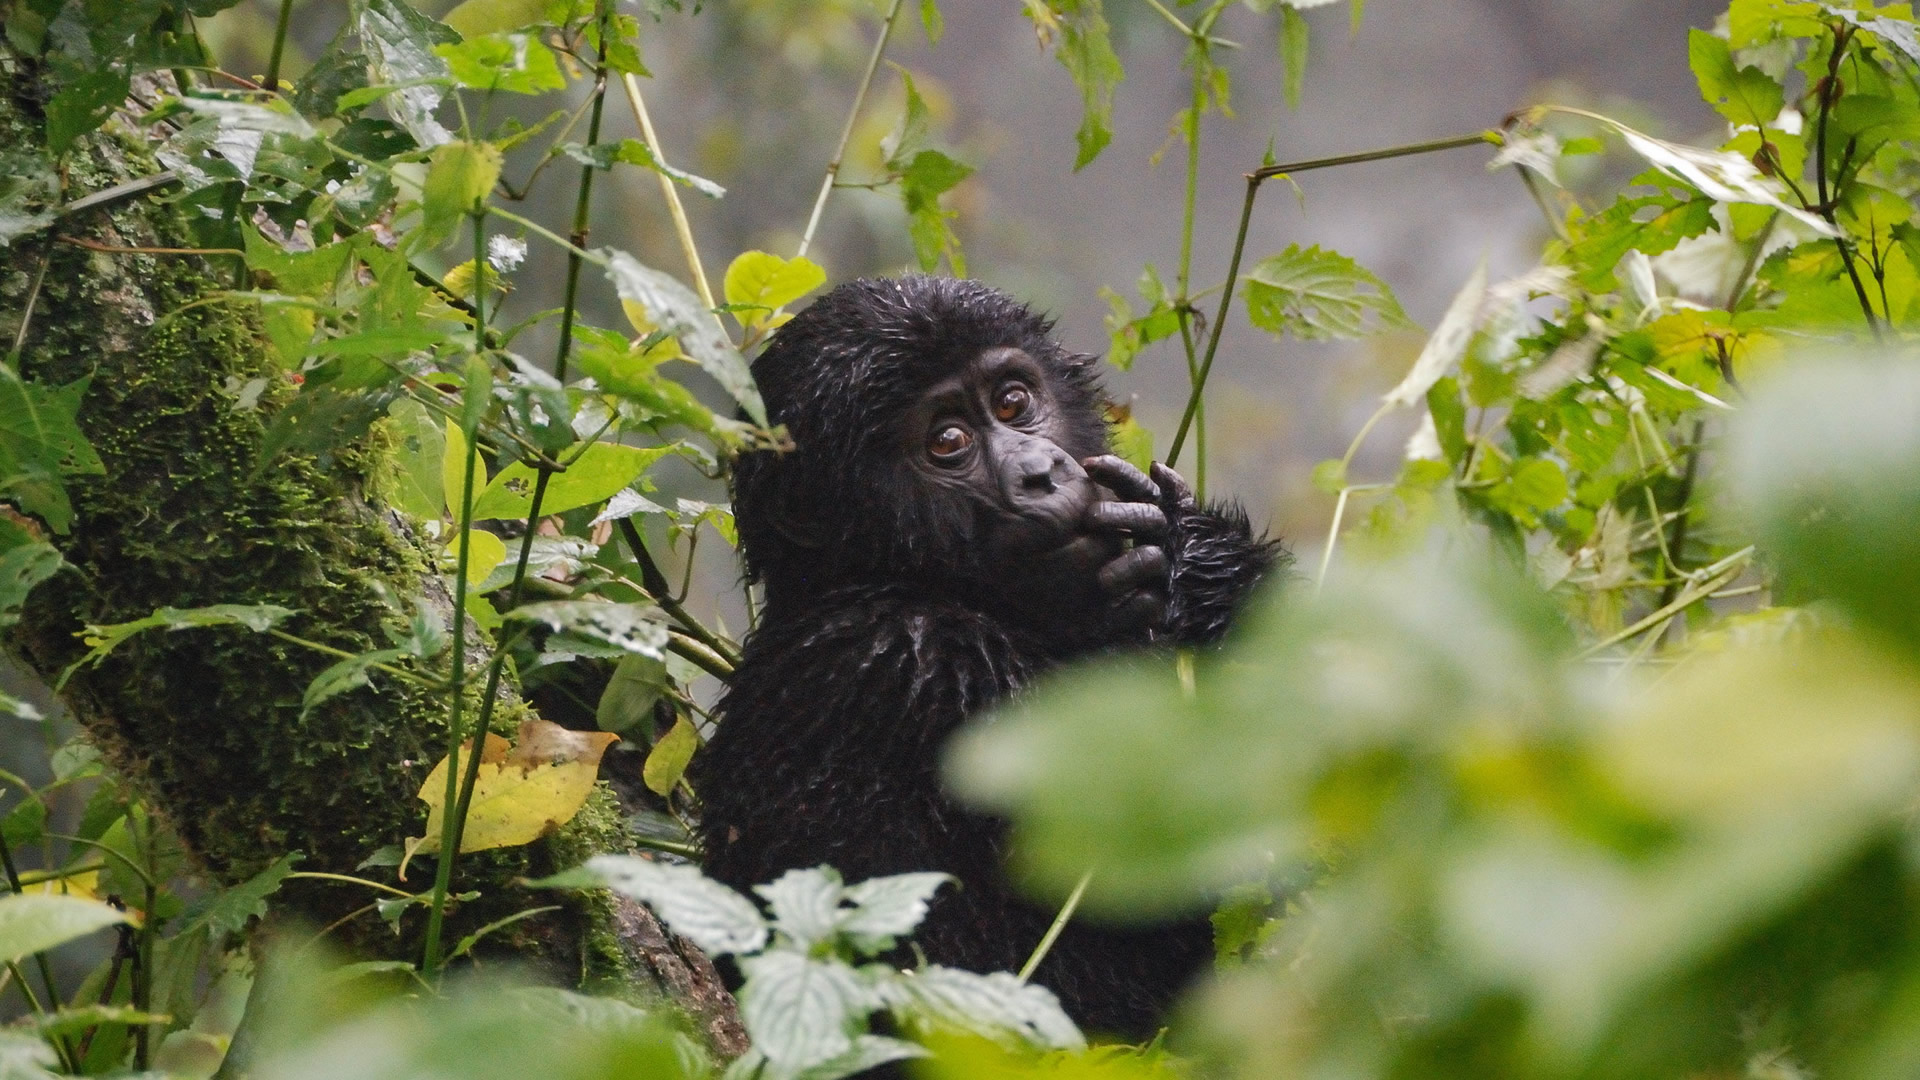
[[0, 61, 742, 1056]]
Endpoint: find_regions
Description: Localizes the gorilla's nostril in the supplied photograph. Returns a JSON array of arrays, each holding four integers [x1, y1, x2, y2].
[[1022, 471, 1055, 493]]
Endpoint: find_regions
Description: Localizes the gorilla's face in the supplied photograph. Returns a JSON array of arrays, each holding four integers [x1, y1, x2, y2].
[[901, 346, 1117, 582]]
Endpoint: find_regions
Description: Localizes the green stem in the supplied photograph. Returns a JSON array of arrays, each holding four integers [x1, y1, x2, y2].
[[1811, 24, 1882, 338], [617, 517, 740, 669], [1017, 869, 1093, 983], [263, 0, 294, 93], [1165, 131, 1495, 468], [447, 0, 617, 863], [1176, 46, 1208, 496], [420, 211, 487, 977], [797, 0, 906, 259]]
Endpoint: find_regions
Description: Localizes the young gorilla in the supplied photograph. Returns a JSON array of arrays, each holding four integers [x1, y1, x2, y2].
[[693, 276, 1280, 1039]]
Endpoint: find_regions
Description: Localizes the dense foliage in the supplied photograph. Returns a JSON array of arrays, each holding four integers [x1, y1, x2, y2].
[[0, 0, 1919, 1077]]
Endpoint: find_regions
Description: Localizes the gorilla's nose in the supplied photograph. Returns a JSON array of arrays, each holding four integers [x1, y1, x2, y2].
[[1017, 450, 1057, 493]]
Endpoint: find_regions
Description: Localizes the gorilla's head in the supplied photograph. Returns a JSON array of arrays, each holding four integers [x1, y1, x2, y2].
[[732, 276, 1115, 613]]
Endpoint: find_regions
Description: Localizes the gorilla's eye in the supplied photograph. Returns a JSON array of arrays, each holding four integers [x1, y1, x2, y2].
[[993, 383, 1033, 423], [928, 424, 974, 461]]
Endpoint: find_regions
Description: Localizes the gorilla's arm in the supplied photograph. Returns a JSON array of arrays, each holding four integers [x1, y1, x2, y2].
[[693, 590, 1030, 907]]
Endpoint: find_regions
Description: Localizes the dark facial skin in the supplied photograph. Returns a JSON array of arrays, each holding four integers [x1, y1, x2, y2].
[[904, 347, 1178, 633]]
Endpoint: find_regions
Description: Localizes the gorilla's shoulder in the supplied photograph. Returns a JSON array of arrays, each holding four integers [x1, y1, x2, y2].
[[733, 586, 1036, 690]]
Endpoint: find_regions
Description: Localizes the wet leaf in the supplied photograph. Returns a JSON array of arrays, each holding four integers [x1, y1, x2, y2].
[[408, 719, 619, 858]]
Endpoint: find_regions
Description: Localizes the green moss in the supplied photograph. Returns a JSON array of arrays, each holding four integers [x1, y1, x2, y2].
[[0, 66, 614, 971]]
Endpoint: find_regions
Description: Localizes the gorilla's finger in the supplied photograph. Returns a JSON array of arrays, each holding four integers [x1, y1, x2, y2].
[[1112, 588, 1167, 630], [1084, 501, 1169, 538], [1099, 544, 1169, 595], [1081, 455, 1161, 503], [1149, 462, 1196, 509]]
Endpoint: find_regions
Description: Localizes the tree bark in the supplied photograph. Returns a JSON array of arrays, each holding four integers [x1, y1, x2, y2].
[[0, 59, 742, 1057]]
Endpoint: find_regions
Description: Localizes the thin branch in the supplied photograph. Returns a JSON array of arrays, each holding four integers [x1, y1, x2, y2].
[[1165, 130, 1495, 467], [797, 0, 906, 260], [1018, 870, 1093, 983], [620, 74, 720, 320]]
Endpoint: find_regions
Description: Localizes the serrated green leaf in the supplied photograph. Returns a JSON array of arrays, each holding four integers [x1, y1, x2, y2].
[[436, 32, 567, 95], [303, 647, 410, 718], [509, 600, 670, 658], [1047, 0, 1123, 170], [358, 0, 457, 147], [1688, 29, 1784, 127], [472, 443, 674, 521], [1243, 244, 1414, 342], [603, 250, 766, 425], [567, 854, 769, 955]]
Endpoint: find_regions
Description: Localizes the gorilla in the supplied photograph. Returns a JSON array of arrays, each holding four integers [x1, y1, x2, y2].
[[691, 275, 1281, 1039]]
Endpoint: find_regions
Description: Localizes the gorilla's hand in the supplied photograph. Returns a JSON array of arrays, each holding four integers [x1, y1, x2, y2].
[[1080, 455, 1171, 632]]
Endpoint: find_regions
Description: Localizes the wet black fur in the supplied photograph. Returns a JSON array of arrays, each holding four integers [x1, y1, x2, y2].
[[695, 276, 1283, 1039]]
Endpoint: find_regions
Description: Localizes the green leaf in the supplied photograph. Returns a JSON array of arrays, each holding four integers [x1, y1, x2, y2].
[[1728, 359, 1920, 655], [508, 601, 670, 659], [1310, 458, 1347, 494], [642, 715, 697, 796], [1508, 457, 1568, 513], [0, 894, 129, 963], [303, 647, 409, 718], [1688, 28, 1784, 127], [357, 0, 458, 147], [736, 950, 873, 1069], [436, 32, 567, 95], [1279, 6, 1310, 109], [1047, 0, 1124, 170], [595, 653, 670, 734], [66, 604, 295, 686], [561, 854, 769, 956], [1108, 408, 1153, 473], [460, 352, 493, 438], [421, 141, 503, 248], [443, 0, 549, 36], [0, 542, 60, 628], [602, 250, 767, 425], [920, 0, 944, 42], [471, 442, 674, 521], [443, 419, 481, 518], [0, 368, 102, 534], [722, 251, 827, 326], [45, 68, 130, 155], [1566, 187, 1717, 292], [179, 852, 301, 939], [1243, 244, 1415, 341], [559, 139, 725, 198], [382, 398, 446, 521]]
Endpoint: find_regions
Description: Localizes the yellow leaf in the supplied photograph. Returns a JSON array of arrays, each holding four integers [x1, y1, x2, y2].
[[441, 419, 487, 520], [407, 720, 618, 861], [722, 251, 826, 330], [643, 715, 698, 796], [448, 528, 507, 586]]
